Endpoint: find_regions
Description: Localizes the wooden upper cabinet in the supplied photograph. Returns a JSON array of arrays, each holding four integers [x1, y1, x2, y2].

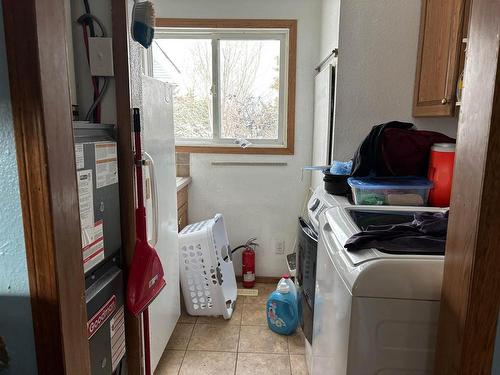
[[413, 0, 470, 117]]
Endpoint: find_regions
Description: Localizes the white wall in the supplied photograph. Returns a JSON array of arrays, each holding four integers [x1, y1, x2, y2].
[[156, 0, 322, 277], [330, 0, 458, 161]]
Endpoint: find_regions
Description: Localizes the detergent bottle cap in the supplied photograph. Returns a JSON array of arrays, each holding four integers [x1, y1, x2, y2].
[[277, 280, 290, 294], [281, 273, 290, 279]]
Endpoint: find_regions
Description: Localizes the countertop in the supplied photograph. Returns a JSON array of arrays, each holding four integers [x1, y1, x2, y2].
[[176, 176, 192, 192]]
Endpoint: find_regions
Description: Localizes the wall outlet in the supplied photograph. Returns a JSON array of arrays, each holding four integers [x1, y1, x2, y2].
[[274, 240, 285, 255]]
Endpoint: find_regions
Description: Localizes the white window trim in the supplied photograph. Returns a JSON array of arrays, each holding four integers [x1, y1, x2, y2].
[[147, 27, 290, 149]]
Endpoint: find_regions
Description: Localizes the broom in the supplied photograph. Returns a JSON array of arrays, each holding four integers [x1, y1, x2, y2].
[[127, 108, 166, 375], [131, 0, 155, 49]]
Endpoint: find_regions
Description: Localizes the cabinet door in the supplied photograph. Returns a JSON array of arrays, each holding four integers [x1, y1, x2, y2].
[[413, 0, 467, 117]]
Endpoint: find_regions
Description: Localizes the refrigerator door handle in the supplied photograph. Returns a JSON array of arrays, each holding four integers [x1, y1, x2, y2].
[[144, 151, 159, 247]]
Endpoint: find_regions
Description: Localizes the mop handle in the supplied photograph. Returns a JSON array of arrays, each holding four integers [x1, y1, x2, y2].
[[143, 307, 152, 375], [133, 108, 152, 375], [133, 108, 148, 241]]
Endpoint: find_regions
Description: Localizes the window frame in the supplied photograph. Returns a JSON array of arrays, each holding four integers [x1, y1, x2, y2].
[[152, 19, 297, 155]]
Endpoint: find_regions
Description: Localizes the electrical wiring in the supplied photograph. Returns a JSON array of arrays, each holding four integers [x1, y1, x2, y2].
[[81, 23, 100, 121], [81, 22, 100, 122], [79, 13, 107, 37], [85, 77, 110, 121], [77, 10, 109, 122], [82, 0, 95, 37]]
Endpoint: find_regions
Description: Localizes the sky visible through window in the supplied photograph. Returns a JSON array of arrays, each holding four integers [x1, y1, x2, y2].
[[153, 38, 280, 141]]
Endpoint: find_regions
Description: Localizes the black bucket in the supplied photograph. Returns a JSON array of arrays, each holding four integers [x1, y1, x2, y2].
[[323, 168, 350, 196]]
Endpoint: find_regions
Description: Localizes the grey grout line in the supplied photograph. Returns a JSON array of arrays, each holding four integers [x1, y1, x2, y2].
[[176, 321, 197, 374], [175, 350, 187, 375], [235, 308, 242, 375], [176, 284, 281, 374], [183, 349, 290, 354]]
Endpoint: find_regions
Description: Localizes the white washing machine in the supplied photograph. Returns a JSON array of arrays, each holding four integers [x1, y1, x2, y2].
[[301, 186, 350, 374], [312, 205, 447, 375]]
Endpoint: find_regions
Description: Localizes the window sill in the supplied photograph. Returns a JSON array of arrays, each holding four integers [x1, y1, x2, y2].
[[175, 144, 294, 155]]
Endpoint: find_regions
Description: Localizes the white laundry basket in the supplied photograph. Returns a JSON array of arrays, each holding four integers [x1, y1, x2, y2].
[[178, 214, 237, 319]]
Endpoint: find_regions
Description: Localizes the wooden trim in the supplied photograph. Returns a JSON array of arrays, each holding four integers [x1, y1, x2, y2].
[[3, 0, 90, 373], [156, 18, 297, 155], [111, 1, 142, 374], [236, 276, 281, 284], [156, 18, 296, 29], [434, 0, 500, 373]]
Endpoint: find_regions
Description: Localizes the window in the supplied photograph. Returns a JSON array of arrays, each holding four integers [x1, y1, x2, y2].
[[148, 19, 297, 154]]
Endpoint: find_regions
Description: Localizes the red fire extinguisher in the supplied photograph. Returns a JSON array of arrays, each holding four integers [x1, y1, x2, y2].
[[241, 238, 258, 288]]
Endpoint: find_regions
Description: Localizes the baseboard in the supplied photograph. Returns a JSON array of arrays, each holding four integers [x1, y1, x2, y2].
[[236, 276, 281, 284]]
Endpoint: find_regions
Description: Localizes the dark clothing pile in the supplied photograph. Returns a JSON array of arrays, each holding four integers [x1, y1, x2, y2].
[[344, 211, 449, 255], [351, 121, 455, 177]]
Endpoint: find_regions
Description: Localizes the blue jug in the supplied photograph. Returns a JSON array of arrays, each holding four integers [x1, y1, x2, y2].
[[266, 279, 299, 335]]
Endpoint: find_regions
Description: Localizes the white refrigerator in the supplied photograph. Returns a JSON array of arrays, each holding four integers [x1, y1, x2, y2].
[[140, 75, 180, 371]]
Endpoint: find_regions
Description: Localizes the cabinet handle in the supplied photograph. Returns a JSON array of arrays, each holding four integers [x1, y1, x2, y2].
[[441, 98, 449, 104]]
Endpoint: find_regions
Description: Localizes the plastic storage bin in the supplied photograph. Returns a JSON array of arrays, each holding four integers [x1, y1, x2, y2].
[[178, 214, 237, 319], [347, 176, 433, 206]]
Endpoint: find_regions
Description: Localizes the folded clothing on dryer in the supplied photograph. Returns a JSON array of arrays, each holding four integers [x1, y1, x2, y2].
[[344, 211, 448, 255]]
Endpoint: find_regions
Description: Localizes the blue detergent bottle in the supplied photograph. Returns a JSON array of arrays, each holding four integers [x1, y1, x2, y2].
[[266, 278, 299, 335], [280, 274, 302, 324]]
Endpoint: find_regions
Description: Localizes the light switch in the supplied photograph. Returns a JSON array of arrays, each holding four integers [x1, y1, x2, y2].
[[89, 37, 114, 77]]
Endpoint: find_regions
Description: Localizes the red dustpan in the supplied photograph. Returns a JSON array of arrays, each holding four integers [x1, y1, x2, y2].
[[127, 108, 166, 375]]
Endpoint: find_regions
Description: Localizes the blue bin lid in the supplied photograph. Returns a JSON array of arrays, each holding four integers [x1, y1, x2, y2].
[[347, 176, 433, 189]]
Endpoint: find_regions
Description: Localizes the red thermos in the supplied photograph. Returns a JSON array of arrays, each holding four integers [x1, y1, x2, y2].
[[242, 245, 256, 288], [428, 143, 456, 207]]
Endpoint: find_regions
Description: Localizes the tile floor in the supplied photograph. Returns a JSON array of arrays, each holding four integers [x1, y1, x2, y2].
[[155, 283, 308, 375]]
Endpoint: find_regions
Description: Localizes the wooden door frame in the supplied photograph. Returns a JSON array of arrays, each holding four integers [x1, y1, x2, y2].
[[5, 0, 143, 373], [434, 0, 500, 373], [3, 0, 90, 374]]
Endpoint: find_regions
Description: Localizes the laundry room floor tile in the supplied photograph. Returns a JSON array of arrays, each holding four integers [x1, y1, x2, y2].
[[155, 350, 186, 375], [238, 325, 288, 354], [188, 324, 240, 352], [178, 311, 198, 324], [289, 355, 308, 375], [166, 324, 195, 350], [162, 284, 305, 374], [241, 283, 275, 305], [241, 302, 267, 326], [196, 303, 243, 325], [287, 330, 305, 354], [235, 353, 291, 375], [179, 351, 237, 375]]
